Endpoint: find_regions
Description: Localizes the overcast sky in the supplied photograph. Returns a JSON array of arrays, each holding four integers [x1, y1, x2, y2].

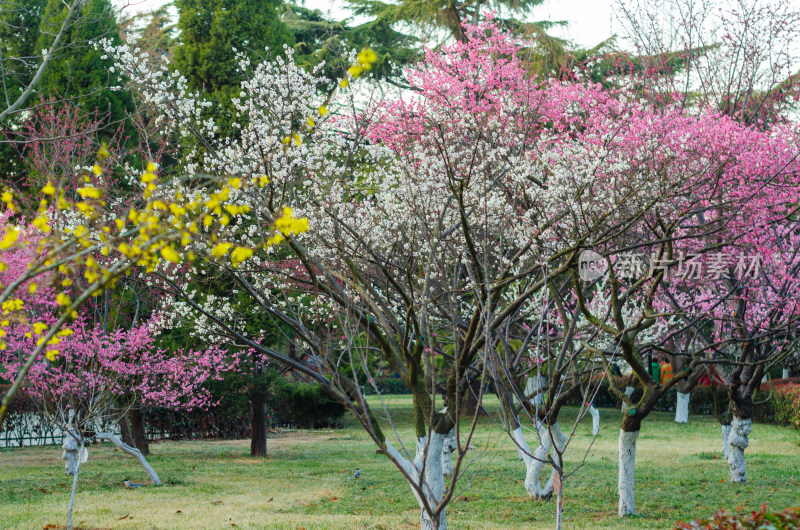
[[120, 0, 618, 49]]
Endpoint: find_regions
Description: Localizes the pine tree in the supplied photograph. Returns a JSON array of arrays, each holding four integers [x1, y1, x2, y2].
[[0, 0, 48, 105], [282, 3, 418, 87], [34, 0, 133, 130], [173, 0, 294, 140], [346, 0, 548, 43]]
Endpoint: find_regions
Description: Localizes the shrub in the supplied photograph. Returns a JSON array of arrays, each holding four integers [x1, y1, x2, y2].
[[362, 377, 412, 395], [676, 503, 800, 529], [568, 379, 729, 416], [754, 382, 800, 431], [266, 375, 346, 428]]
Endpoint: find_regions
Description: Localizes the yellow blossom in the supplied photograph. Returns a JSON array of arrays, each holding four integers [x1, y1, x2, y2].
[[1, 299, 23, 312], [160, 245, 181, 263], [0, 228, 19, 250], [32, 215, 51, 233], [230, 246, 254, 267], [97, 142, 111, 160], [77, 187, 102, 199], [42, 182, 56, 195], [347, 64, 364, 78], [211, 243, 233, 258], [358, 48, 377, 64]]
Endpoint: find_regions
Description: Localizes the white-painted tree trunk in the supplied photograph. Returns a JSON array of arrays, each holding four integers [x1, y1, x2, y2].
[[61, 429, 88, 476], [66, 439, 84, 530], [726, 417, 751, 483], [386, 433, 447, 530], [617, 430, 639, 516], [526, 375, 546, 405], [514, 422, 565, 499], [620, 387, 635, 413], [721, 423, 731, 460], [589, 405, 600, 436], [512, 426, 532, 466], [441, 428, 457, 477], [95, 432, 161, 485], [783, 368, 790, 379], [675, 392, 690, 423]]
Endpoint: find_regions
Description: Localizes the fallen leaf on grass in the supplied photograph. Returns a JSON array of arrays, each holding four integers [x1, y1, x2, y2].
[[176, 510, 182, 514], [42, 521, 111, 530], [38, 488, 48, 493], [457, 495, 478, 502], [118, 515, 129, 520], [212, 500, 223, 505], [328, 496, 338, 501], [266, 497, 273, 502]]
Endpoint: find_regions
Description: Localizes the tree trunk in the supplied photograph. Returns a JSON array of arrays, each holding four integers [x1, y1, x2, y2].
[[61, 427, 88, 476], [726, 416, 751, 483], [418, 433, 447, 530], [617, 429, 639, 516], [721, 423, 731, 460], [589, 405, 600, 436], [66, 439, 84, 530], [95, 432, 161, 485], [461, 378, 483, 417], [675, 392, 690, 423], [250, 394, 267, 457], [441, 428, 456, 476], [526, 374, 545, 405], [129, 409, 149, 456], [515, 422, 565, 499], [727, 374, 756, 483], [118, 414, 134, 446], [385, 433, 448, 530], [620, 386, 635, 413]]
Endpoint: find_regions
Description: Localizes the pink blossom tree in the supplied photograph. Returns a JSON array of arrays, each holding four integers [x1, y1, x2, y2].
[[0, 222, 239, 529]]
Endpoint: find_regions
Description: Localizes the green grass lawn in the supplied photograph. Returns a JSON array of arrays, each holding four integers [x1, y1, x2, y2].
[[2, 395, 798, 529]]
